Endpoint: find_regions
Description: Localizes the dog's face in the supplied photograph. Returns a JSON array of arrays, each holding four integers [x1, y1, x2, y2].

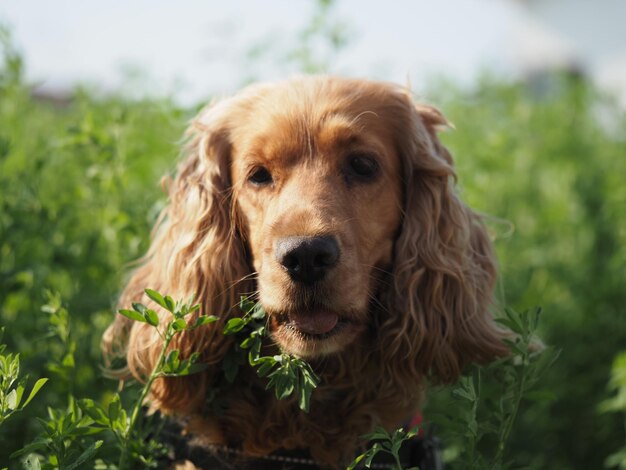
[[229, 81, 403, 358]]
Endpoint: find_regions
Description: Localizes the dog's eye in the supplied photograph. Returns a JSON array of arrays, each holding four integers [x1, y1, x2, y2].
[[347, 155, 379, 180], [248, 167, 273, 186]]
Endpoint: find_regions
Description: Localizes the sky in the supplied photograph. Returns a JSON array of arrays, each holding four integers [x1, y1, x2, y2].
[[1, 0, 624, 105]]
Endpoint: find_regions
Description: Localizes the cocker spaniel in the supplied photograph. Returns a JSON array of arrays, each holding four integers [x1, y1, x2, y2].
[[103, 76, 507, 468]]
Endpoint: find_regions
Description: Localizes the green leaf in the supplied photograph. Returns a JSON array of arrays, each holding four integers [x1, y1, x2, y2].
[[143, 309, 159, 327], [165, 350, 181, 371], [65, 440, 103, 470], [118, 309, 146, 323], [108, 395, 121, 424], [175, 362, 208, 376], [250, 304, 266, 320], [132, 302, 148, 314], [171, 318, 187, 331], [495, 317, 520, 334], [453, 385, 476, 402], [78, 399, 109, 426], [239, 296, 256, 313], [115, 408, 127, 432], [365, 426, 392, 441], [267, 366, 295, 400], [405, 425, 420, 439], [224, 318, 246, 334], [164, 295, 176, 313], [69, 425, 107, 436], [391, 435, 403, 455], [145, 289, 168, 309], [531, 306, 542, 332], [22, 378, 48, 408], [256, 358, 276, 377], [347, 452, 365, 470], [298, 372, 312, 412], [504, 307, 524, 335], [192, 315, 218, 330], [247, 337, 263, 364], [222, 348, 242, 383], [502, 337, 525, 356], [365, 442, 382, 466], [10, 437, 50, 458]]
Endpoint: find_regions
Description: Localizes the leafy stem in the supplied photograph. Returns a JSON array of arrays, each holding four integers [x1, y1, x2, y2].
[[119, 325, 172, 469], [491, 362, 526, 469], [116, 289, 216, 469], [424, 307, 559, 470], [348, 426, 420, 470], [222, 297, 320, 412], [0, 327, 48, 426]]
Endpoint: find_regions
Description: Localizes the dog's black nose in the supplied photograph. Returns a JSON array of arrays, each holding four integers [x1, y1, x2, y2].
[[275, 236, 340, 284]]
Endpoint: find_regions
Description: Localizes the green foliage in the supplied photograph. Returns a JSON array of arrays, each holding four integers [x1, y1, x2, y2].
[[599, 352, 626, 469], [10, 398, 104, 470], [5, 290, 319, 469], [0, 26, 187, 461], [42, 292, 76, 387], [348, 426, 421, 470], [351, 308, 558, 470], [428, 308, 559, 470], [223, 297, 320, 412], [0, 328, 48, 426], [427, 75, 626, 469], [7, 291, 211, 469], [115, 290, 210, 468], [4, 292, 108, 469]]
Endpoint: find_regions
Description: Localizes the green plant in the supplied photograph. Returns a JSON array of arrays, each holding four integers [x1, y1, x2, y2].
[[0, 328, 47, 427], [599, 352, 626, 469], [348, 426, 421, 470], [431, 76, 626, 469], [11, 290, 215, 469], [11, 398, 104, 470], [8, 294, 106, 469], [425, 307, 559, 469], [9, 290, 321, 469], [114, 289, 217, 468], [349, 307, 558, 470], [222, 297, 320, 412]]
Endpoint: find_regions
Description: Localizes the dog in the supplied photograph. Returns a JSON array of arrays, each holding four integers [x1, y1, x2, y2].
[[102, 76, 508, 468]]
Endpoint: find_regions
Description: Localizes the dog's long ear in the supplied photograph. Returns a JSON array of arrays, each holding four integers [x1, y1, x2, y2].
[[381, 99, 508, 385], [102, 99, 251, 413]]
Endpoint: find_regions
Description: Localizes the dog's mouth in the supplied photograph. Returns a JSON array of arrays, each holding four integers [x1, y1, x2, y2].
[[270, 309, 361, 357], [278, 310, 346, 337]]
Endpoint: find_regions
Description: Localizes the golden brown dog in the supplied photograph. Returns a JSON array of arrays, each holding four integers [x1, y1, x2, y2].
[[103, 76, 507, 467]]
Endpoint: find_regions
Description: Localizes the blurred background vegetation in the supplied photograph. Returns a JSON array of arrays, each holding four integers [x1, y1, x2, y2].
[[1, 1, 625, 468]]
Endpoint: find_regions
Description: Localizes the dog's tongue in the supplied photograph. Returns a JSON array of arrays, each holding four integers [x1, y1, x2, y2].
[[289, 311, 338, 335]]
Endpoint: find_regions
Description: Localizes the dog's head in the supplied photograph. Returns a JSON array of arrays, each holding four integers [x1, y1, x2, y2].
[[104, 76, 507, 412], [228, 79, 404, 358]]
